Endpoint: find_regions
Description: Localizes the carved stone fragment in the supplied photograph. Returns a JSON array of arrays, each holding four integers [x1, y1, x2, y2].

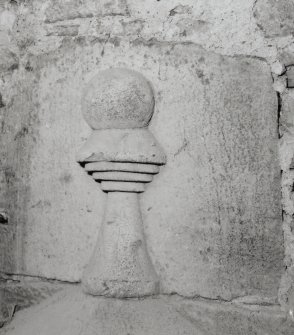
[[77, 68, 166, 297]]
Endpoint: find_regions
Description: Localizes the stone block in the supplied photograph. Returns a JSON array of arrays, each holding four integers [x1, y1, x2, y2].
[[12, 39, 283, 301], [254, 0, 294, 37], [44, 0, 129, 23]]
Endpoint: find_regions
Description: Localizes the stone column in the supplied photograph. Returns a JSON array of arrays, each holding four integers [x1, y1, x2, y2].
[[77, 68, 166, 298]]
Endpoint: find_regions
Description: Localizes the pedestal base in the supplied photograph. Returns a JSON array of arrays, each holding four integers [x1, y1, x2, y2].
[[82, 192, 159, 297]]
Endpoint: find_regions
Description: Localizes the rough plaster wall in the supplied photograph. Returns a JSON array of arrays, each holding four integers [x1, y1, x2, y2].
[[0, 0, 294, 328]]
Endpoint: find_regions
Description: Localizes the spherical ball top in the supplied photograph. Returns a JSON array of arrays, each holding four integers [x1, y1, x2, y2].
[[82, 68, 155, 129]]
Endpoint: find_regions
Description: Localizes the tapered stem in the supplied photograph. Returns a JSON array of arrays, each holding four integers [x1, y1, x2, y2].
[[82, 192, 159, 297]]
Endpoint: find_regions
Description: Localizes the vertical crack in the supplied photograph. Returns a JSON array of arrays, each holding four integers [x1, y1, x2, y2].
[[277, 91, 282, 139]]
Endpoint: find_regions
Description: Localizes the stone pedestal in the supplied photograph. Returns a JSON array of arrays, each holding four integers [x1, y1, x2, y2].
[[76, 69, 166, 297], [82, 191, 159, 297]]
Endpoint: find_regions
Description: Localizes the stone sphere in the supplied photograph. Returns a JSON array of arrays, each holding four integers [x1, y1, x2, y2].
[[82, 68, 155, 129]]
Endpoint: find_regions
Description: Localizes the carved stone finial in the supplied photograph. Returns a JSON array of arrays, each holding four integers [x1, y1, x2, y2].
[[77, 68, 166, 298], [82, 68, 155, 129]]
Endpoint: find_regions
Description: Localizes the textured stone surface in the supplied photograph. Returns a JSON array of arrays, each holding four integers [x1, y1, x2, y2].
[[287, 66, 294, 88], [254, 0, 294, 38], [77, 129, 166, 164], [1, 288, 202, 335], [140, 44, 282, 301], [280, 90, 294, 136], [279, 65, 294, 316], [0, 49, 18, 73], [2, 287, 294, 335], [82, 68, 155, 129], [0, 38, 282, 301], [44, 0, 129, 23], [85, 162, 160, 174], [78, 68, 166, 297], [92, 172, 153, 182], [81, 191, 160, 297], [168, 296, 294, 335], [0, 278, 65, 309], [0, 0, 292, 324], [0, 276, 65, 328]]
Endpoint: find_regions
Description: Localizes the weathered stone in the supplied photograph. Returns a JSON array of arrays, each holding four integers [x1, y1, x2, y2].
[[12, 40, 282, 301], [0, 9, 16, 31], [254, 0, 294, 37], [82, 69, 154, 130], [0, 0, 291, 330], [2, 287, 294, 335], [77, 129, 166, 164], [280, 91, 294, 137], [0, 71, 39, 274], [273, 76, 287, 94], [271, 61, 286, 76], [280, 46, 294, 67], [100, 181, 145, 193], [85, 162, 160, 174], [279, 265, 294, 312], [169, 296, 294, 335], [0, 226, 15, 273], [78, 68, 166, 297], [44, 0, 129, 23], [0, 296, 14, 329], [92, 172, 153, 182], [1, 288, 203, 334], [0, 49, 18, 72], [287, 66, 294, 88], [0, 278, 65, 308], [45, 24, 79, 37], [81, 192, 160, 297], [0, 277, 65, 328]]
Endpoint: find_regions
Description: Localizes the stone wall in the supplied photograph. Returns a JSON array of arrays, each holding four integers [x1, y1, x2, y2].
[[0, 0, 294, 332]]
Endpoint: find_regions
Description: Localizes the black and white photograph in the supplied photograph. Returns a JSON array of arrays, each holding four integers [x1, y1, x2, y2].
[[0, 0, 294, 334]]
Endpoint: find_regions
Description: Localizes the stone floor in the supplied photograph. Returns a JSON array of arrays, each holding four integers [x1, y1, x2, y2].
[[1, 285, 294, 335]]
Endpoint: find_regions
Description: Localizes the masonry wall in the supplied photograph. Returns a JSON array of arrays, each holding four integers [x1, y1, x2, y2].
[[1, 0, 294, 332]]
